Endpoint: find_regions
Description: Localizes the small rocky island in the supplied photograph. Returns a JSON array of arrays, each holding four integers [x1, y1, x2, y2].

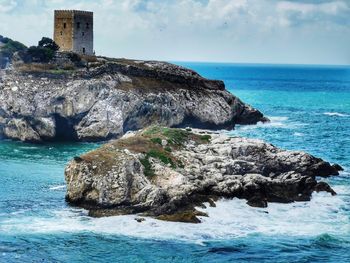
[[65, 126, 342, 223]]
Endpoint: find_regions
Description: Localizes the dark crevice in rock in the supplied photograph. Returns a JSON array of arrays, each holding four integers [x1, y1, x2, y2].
[[173, 114, 235, 130], [52, 114, 78, 141]]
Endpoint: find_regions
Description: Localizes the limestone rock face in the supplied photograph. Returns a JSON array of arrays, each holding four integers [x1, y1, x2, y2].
[[64, 127, 341, 222], [0, 59, 267, 142]]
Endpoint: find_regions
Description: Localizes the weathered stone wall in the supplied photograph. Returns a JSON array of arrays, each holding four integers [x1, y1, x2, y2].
[[54, 10, 93, 56], [72, 12, 94, 55], [54, 10, 74, 52]]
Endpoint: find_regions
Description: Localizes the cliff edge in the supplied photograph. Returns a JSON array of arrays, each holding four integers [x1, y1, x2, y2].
[[0, 56, 267, 142]]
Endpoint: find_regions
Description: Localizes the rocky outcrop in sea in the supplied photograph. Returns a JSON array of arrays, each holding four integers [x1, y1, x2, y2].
[[0, 57, 267, 142], [65, 126, 342, 223]]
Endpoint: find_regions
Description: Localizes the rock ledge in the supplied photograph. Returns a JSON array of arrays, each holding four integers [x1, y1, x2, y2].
[[0, 58, 267, 142], [65, 126, 341, 223]]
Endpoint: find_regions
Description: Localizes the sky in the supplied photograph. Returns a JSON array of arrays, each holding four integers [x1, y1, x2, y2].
[[0, 0, 349, 65]]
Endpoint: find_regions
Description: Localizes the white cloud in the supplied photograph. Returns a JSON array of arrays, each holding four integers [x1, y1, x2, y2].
[[277, 0, 349, 15], [0, 0, 349, 64], [276, 0, 350, 26], [0, 0, 17, 13]]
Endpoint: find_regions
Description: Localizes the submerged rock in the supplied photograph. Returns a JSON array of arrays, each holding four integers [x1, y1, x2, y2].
[[0, 58, 267, 142], [64, 126, 342, 223]]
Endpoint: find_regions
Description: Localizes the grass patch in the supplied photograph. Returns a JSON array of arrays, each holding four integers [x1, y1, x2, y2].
[[143, 126, 191, 146], [140, 148, 176, 177], [140, 157, 154, 177], [15, 63, 76, 74], [150, 137, 162, 145], [16, 63, 55, 72], [165, 146, 172, 152], [48, 69, 74, 75], [147, 149, 176, 168], [80, 146, 122, 177], [162, 128, 190, 145], [199, 134, 211, 143], [143, 126, 162, 136], [111, 126, 212, 177]]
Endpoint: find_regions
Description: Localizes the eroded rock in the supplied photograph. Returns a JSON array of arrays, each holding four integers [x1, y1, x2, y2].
[[65, 127, 342, 223], [0, 59, 267, 142]]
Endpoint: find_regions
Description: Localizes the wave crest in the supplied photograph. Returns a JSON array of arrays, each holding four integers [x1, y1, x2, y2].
[[1, 186, 348, 243], [324, 112, 349, 117]]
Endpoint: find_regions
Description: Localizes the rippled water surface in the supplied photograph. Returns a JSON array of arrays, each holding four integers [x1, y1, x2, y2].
[[1, 63, 350, 262]]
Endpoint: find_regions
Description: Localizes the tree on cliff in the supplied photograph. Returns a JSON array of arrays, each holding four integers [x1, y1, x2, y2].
[[25, 37, 59, 63], [38, 37, 59, 52]]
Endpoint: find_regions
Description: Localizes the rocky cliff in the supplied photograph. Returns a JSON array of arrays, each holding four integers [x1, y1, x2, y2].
[[0, 58, 267, 142], [65, 126, 342, 223]]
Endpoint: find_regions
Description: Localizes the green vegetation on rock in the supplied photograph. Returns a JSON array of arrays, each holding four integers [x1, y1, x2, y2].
[[199, 134, 211, 143], [162, 128, 191, 145], [0, 35, 82, 71], [0, 36, 60, 64], [25, 37, 60, 63], [147, 149, 176, 168], [150, 137, 162, 145], [111, 126, 212, 177], [0, 35, 27, 58], [143, 126, 210, 146], [139, 156, 154, 177]]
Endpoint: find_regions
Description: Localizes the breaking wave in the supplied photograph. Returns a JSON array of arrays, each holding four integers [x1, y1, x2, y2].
[[1, 185, 348, 244], [324, 112, 349, 117], [49, 185, 66, 191], [231, 116, 306, 133]]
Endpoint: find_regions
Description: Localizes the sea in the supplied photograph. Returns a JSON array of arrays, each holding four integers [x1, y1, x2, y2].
[[0, 63, 349, 262]]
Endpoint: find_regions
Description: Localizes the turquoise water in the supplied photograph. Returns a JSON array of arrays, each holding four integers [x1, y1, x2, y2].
[[1, 63, 350, 262]]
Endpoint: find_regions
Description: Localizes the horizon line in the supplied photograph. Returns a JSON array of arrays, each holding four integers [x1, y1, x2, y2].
[[168, 60, 350, 68]]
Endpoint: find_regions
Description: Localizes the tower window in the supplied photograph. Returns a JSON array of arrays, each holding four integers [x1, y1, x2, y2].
[[83, 48, 86, 54], [60, 31, 63, 35], [82, 32, 85, 36], [63, 23, 66, 29], [86, 23, 89, 29], [77, 22, 80, 29]]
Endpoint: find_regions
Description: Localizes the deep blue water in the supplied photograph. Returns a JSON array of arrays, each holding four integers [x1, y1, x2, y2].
[[1, 63, 350, 262]]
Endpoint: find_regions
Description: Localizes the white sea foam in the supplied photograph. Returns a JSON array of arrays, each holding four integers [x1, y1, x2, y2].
[[234, 116, 306, 132], [324, 112, 349, 117], [293, 132, 304, 137], [234, 117, 287, 131], [19, 146, 40, 150], [1, 185, 348, 243], [269, 116, 289, 122], [49, 185, 66, 191]]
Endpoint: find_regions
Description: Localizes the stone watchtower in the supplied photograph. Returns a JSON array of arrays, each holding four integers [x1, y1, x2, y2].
[[54, 10, 93, 55]]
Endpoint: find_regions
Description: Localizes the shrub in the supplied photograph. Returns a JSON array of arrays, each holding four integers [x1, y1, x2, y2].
[[0, 36, 27, 60], [38, 37, 59, 51], [26, 46, 55, 63]]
